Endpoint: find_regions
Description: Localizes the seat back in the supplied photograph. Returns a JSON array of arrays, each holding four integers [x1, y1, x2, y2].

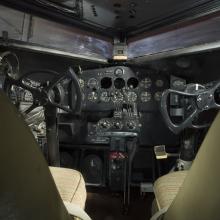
[[0, 91, 71, 220], [164, 112, 220, 220]]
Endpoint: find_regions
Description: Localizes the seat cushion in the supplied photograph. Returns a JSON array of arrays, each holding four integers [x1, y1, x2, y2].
[[153, 171, 188, 210], [49, 167, 87, 209]]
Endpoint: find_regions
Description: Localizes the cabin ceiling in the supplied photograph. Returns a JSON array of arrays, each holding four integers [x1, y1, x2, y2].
[[2, 0, 220, 37], [2, 1, 220, 64]]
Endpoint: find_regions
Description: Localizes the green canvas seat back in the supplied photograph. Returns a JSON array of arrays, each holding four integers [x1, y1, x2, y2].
[[0, 91, 71, 220]]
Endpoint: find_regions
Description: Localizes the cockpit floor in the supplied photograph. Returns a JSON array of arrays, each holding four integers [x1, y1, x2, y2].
[[85, 189, 153, 220]]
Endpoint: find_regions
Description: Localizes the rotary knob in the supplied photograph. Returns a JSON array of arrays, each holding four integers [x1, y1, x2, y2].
[[98, 119, 111, 130], [127, 121, 136, 130], [102, 121, 108, 129], [113, 121, 123, 130]]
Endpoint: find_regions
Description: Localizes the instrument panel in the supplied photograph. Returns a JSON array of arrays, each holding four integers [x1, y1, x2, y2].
[[80, 66, 169, 112]]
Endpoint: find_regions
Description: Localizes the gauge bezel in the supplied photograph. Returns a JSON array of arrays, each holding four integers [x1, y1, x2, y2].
[[140, 77, 152, 89], [87, 78, 99, 89]]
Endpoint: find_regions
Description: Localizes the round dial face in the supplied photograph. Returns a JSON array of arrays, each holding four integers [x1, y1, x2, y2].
[[114, 68, 124, 77], [100, 91, 111, 103], [79, 78, 85, 88], [87, 91, 98, 102], [87, 78, 98, 89], [140, 78, 152, 89], [156, 79, 164, 87], [154, 91, 163, 101], [140, 92, 151, 102], [127, 91, 137, 102]]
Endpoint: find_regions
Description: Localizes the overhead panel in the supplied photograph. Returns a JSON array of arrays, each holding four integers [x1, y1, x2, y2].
[[50, 0, 220, 36], [2, 0, 220, 37]]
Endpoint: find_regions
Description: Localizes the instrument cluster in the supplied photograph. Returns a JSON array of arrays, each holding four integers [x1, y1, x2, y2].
[[80, 66, 169, 112]]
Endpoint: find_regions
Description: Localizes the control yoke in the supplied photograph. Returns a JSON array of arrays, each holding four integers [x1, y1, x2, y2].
[[4, 67, 82, 115], [161, 81, 220, 134]]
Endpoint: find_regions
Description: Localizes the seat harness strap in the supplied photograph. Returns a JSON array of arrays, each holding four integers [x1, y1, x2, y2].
[[150, 206, 169, 220], [64, 202, 92, 220]]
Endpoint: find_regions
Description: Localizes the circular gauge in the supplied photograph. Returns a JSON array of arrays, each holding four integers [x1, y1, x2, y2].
[[140, 78, 152, 89], [87, 91, 98, 102], [100, 91, 111, 103], [79, 78, 85, 88], [114, 78, 125, 89], [114, 68, 124, 77], [140, 92, 151, 102], [156, 79, 164, 87], [101, 77, 112, 89], [127, 91, 137, 102], [154, 91, 163, 101], [111, 91, 124, 103], [88, 78, 98, 89], [127, 77, 139, 89]]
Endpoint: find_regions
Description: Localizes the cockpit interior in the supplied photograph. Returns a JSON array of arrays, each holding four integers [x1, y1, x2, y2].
[[1, 1, 220, 220]]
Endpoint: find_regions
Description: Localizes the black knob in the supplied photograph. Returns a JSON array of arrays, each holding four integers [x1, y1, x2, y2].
[[114, 122, 121, 129], [127, 121, 135, 130]]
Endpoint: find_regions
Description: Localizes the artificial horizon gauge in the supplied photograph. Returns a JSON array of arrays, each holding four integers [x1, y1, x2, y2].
[[88, 91, 98, 102], [140, 78, 152, 89], [127, 91, 138, 102], [140, 91, 151, 102], [154, 91, 163, 101], [100, 91, 111, 103]]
